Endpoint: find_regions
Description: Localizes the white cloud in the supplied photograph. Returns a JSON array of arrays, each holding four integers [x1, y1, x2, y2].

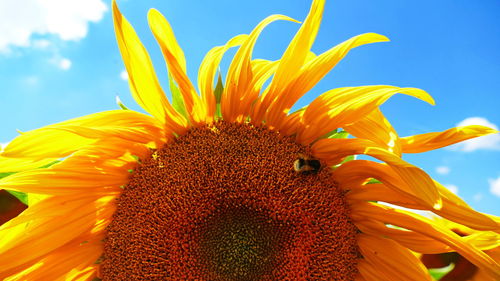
[[32, 39, 51, 49], [451, 117, 500, 152], [120, 69, 129, 81], [0, 0, 107, 53], [488, 176, 500, 197], [0, 142, 8, 152], [444, 184, 458, 195], [436, 166, 450, 175], [58, 58, 72, 70]]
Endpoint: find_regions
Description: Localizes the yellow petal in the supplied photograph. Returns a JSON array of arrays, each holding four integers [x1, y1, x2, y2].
[[222, 14, 297, 122], [266, 33, 390, 129], [198, 34, 248, 121], [0, 167, 127, 195], [279, 107, 306, 136], [336, 160, 498, 230], [357, 260, 393, 281], [350, 202, 500, 279], [356, 219, 452, 254], [52, 125, 163, 146], [314, 139, 442, 209], [148, 8, 206, 124], [252, 0, 325, 124], [0, 156, 57, 173], [344, 108, 402, 156], [237, 59, 280, 121], [112, 1, 187, 132], [357, 234, 433, 281], [297, 86, 434, 144], [400, 125, 498, 153], [3, 235, 102, 281], [435, 181, 500, 231], [0, 195, 115, 275], [1, 110, 164, 159], [53, 139, 149, 171]]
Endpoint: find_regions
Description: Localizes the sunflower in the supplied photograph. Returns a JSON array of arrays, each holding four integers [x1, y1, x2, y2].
[[0, 0, 499, 280]]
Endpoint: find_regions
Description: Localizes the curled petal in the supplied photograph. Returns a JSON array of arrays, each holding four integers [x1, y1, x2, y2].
[[351, 202, 500, 280], [198, 34, 248, 121], [267, 33, 390, 129], [344, 108, 401, 156], [298, 86, 434, 144], [314, 139, 442, 209], [148, 9, 207, 124], [222, 14, 297, 122], [112, 1, 187, 132], [401, 125, 498, 153], [337, 160, 499, 230], [252, 0, 325, 123]]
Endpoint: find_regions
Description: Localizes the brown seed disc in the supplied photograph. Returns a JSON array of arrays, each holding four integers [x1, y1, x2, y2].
[[101, 121, 359, 280]]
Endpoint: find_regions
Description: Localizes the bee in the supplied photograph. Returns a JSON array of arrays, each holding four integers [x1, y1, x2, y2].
[[293, 154, 321, 174]]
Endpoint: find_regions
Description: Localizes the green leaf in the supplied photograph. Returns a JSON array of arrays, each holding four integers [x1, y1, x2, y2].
[[214, 73, 224, 118], [168, 73, 188, 119], [5, 190, 28, 205]]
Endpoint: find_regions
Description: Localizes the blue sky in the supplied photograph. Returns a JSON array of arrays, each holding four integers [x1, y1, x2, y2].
[[0, 0, 499, 215]]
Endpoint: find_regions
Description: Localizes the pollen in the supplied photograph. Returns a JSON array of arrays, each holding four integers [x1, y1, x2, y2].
[[101, 121, 359, 280]]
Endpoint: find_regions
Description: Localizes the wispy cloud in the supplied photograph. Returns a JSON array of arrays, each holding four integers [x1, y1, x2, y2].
[[0, 0, 107, 53], [436, 166, 450, 175], [450, 117, 500, 152], [120, 69, 129, 81], [58, 58, 72, 70], [489, 176, 500, 197], [444, 184, 458, 194]]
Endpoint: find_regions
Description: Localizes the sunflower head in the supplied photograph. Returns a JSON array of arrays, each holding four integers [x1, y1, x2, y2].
[[0, 0, 499, 280]]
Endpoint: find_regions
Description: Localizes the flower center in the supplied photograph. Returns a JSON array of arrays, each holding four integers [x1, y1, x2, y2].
[[101, 121, 359, 280]]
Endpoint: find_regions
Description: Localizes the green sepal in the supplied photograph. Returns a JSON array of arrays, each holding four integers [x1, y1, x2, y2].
[[428, 263, 454, 280], [0, 172, 14, 179], [214, 73, 224, 118], [366, 178, 382, 184], [329, 130, 349, 139], [168, 72, 188, 119], [1, 171, 28, 205], [340, 155, 356, 164], [115, 96, 129, 110], [319, 129, 349, 140]]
